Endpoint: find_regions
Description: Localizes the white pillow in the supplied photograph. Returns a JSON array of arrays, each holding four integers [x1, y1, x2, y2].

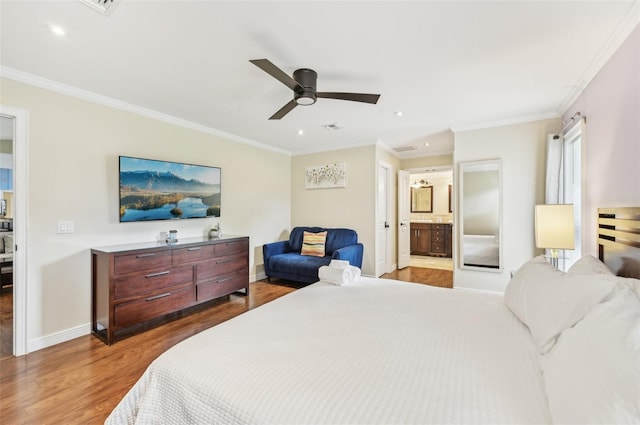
[[504, 256, 617, 352], [540, 286, 640, 424], [567, 255, 614, 276], [618, 276, 640, 298]]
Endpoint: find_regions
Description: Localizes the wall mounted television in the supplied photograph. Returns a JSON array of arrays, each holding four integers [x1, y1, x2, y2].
[[119, 156, 221, 222]]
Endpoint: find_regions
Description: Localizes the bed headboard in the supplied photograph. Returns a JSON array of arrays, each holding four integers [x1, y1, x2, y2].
[[598, 207, 640, 279]]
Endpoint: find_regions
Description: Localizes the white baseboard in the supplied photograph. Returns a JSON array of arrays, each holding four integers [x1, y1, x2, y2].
[[251, 271, 267, 282], [27, 322, 91, 353], [26, 273, 272, 354]]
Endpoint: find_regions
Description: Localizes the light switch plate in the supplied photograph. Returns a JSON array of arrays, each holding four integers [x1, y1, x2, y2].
[[57, 220, 74, 234]]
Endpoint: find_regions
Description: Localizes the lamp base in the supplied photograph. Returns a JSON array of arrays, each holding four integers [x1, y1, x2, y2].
[[548, 249, 560, 269]]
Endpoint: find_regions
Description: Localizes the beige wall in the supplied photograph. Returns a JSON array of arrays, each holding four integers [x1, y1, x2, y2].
[[563, 24, 640, 257], [291, 145, 380, 275], [401, 154, 453, 171], [1, 78, 291, 349], [454, 118, 561, 293]]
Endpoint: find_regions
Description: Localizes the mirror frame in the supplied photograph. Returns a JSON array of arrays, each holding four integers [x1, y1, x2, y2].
[[458, 159, 503, 272], [410, 186, 433, 213]]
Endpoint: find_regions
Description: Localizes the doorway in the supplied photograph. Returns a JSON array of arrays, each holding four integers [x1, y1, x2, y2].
[[375, 162, 393, 277], [0, 115, 14, 359], [407, 168, 453, 272], [0, 104, 27, 356]]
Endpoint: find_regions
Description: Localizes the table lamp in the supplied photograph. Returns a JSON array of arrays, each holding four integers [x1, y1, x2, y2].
[[535, 204, 575, 268]]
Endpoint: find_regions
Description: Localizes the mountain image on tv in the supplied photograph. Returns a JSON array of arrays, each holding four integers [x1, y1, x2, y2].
[[119, 157, 221, 222]]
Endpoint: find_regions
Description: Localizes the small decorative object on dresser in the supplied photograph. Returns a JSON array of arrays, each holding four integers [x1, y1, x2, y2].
[[209, 223, 221, 239], [91, 235, 249, 345]]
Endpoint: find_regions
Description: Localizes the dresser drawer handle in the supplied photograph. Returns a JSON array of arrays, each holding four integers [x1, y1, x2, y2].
[[188, 247, 202, 251], [145, 271, 170, 278], [136, 253, 155, 258], [145, 292, 171, 301], [216, 259, 234, 264], [216, 277, 233, 284]]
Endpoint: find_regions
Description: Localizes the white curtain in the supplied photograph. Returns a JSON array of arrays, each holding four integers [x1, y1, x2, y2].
[[545, 133, 564, 204]]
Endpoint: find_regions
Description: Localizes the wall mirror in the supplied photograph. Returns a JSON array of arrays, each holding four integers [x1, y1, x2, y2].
[[411, 186, 433, 212], [458, 159, 502, 272]]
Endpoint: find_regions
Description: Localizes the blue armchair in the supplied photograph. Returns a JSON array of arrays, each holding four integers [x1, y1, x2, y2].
[[263, 227, 364, 284]]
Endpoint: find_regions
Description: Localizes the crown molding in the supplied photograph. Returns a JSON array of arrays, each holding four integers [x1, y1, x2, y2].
[[556, 1, 640, 115], [449, 112, 561, 133], [0, 67, 292, 157]]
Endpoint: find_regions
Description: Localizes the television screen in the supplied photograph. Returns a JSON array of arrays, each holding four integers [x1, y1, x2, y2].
[[119, 156, 221, 222]]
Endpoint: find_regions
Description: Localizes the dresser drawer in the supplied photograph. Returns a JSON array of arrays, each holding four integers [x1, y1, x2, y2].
[[172, 245, 215, 264], [432, 224, 444, 230], [114, 264, 194, 300], [114, 286, 195, 330], [196, 255, 248, 283], [114, 250, 172, 276], [197, 272, 248, 302], [214, 239, 248, 257]]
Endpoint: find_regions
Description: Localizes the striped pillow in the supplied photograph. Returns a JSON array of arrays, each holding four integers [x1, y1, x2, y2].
[[301, 231, 327, 257]]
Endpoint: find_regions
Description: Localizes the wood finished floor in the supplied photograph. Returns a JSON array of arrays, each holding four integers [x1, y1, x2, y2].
[[0, 268, 451, 425]]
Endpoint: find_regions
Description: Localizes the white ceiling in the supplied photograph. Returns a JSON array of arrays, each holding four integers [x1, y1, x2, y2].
[[1, 1, 638, 158]]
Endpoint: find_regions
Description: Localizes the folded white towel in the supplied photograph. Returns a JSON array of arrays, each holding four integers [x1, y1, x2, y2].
[[319, 265, 361, 285], [329, 259, 350, 269]]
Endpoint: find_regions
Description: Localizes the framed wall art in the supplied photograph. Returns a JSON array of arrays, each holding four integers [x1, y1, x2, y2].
[[305, 162, 346, 189]]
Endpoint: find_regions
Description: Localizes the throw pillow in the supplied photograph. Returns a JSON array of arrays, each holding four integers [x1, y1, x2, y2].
[[301, 231, 327, 257], [567, 255, 613, 276]]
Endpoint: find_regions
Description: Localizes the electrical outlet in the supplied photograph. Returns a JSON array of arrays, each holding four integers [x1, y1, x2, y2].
[[57, 220, 74, 234]]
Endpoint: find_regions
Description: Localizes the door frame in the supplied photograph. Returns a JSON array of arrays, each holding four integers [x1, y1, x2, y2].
[[397, 169, 410, 269], [0, 104, 28, 356], [376, 161, 394, 276]]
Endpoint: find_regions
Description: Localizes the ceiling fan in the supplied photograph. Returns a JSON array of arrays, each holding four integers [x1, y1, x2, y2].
[[250, 59, 381, 120]]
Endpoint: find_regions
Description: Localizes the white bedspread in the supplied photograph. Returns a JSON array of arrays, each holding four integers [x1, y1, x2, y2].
[[463, 234, 500, 268], [106, 278, 550, 424]]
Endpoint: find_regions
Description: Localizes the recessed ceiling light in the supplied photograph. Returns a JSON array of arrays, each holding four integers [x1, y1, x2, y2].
[[323, 123, 344, 131], [394, 111, 403, 117], [424, 142, 431, 147], [297, 129, 304, 136], [49, 25, 66, 36]]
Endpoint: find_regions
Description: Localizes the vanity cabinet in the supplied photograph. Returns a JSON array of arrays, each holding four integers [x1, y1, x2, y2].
[[410, 223, 452, 258], [91, 235, 249, 345], [410, 223, 432, 255]]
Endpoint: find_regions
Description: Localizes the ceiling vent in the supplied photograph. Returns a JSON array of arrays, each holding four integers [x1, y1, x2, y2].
[[393, 145, 418, 152], [77, 0, 115, 14], [323, 123, 344, 131]]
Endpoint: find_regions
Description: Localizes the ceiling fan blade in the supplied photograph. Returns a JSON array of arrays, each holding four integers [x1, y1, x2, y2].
[[269, 100, 298, 120], [250, 59, 302, 92], [316, 92, 380, 104]]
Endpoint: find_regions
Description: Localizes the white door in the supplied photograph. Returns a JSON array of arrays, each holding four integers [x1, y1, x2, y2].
[[397, 170, 410, 269], [375, 164, 390, 276], [1, 104, 27, 356]]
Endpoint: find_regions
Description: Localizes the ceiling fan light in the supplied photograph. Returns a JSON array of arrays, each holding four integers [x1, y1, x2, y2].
[[295, 94, 316, 106]]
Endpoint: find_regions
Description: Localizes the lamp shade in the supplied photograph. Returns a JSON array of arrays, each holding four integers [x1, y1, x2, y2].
[[535, 204, 575, 250]]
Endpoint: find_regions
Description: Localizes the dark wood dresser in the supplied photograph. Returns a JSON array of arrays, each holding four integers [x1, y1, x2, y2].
[[91, 235, 249, 345]]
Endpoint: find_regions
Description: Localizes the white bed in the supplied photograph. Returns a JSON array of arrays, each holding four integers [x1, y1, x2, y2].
[[107, 278, 550, 424], [462, 234, 499, 268], [107, 208, 640, 424]]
